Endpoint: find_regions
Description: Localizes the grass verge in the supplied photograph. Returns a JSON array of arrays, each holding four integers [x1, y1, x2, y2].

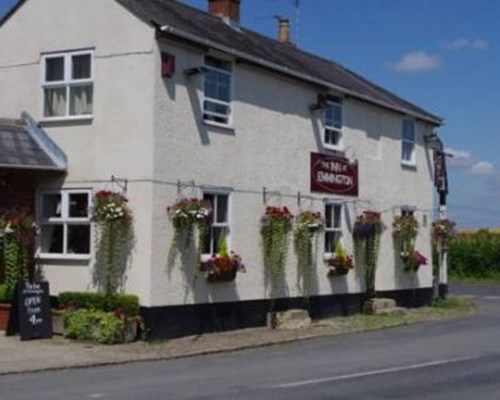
[[314, 296, 476, 334]]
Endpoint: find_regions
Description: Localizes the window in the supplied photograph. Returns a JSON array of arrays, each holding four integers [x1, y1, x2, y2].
[[202, 192, 230, 255], [401, 120, 416, 164], [203, 55, 232, 126], [324, 202, 342, 254], [42, 50, 94, 119], [323, 98, 343, 149], [38, 190, 91, 257]]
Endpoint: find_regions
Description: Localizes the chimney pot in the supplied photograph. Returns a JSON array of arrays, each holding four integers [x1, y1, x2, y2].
[[208, 0, 241, 24], [278, 18, 290, 43]]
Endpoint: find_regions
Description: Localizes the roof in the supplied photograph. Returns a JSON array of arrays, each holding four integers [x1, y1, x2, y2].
[[0, 114, 67, 171], [116, 0, 442, 125]]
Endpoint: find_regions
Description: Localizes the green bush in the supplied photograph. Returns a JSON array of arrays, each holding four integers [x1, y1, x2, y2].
[[63, 309, 125, 344], [58, 292, 140, 316], [449, 230, 500, 280]]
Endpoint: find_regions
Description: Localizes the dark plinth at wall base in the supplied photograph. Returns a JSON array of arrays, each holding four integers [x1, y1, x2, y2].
[[141, 287, 433, 339]]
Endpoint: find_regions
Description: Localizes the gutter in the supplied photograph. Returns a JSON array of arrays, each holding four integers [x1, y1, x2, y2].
[[0, 163, 65, 172], [158, 24, 442, 126]]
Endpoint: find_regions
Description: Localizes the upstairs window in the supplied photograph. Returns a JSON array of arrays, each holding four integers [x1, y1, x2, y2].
[[324, 202, 343, 254], [401, 120, 416, 165], [323, 98, 343, 150], [42, 50, 94, 119], [203, 55, 232, 126], [202, 191, 230, 255], [38, 189, 91, 258]]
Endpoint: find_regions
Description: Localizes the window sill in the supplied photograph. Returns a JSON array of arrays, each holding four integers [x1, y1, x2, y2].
[[203, 119, 235, 132], [37, 253, 91, 262], [40, 115, 93, 124], [400, 160, 417, 169]]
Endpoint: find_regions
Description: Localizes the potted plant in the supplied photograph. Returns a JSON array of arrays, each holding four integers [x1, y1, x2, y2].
[[200, 238, 246, 282], [327, 242, 354, 277]]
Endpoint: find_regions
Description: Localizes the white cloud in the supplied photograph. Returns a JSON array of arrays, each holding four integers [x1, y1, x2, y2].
[[445, 147, 473, 168], [471, 161, 495, 175], [445, 38, 488, 51], [393, 51, 442, 72]]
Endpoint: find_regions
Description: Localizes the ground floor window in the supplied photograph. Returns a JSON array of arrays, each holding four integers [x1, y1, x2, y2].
[[324, 202, 343, 254], [38, 189, 91, 257], [202, 191, 230, 255]]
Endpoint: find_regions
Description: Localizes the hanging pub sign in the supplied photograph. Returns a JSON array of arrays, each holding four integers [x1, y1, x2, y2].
[[310, 152, 358, 196]]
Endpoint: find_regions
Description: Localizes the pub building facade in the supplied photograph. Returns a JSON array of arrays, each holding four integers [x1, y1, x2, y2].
[[0, 0, 442, 338]]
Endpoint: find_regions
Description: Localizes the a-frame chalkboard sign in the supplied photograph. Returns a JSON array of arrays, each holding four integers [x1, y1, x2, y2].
[[6, 282, 53, 340]]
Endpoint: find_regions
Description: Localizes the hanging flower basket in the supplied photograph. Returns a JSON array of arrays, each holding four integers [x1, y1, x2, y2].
[[402, 250, 428, 272], [353, 211, 382, 239], [200, 251, 246, 283], [327, 254, 354, 277], [167, 198, 211, 230], [432, 219, 455, 247], [296, 211, 323, 233]]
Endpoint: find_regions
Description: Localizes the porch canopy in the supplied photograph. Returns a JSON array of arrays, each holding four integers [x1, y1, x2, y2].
[[0, 112, 67, 171]]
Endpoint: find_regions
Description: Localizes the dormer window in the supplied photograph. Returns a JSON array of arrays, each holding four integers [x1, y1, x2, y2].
[[323, 98, 343, 150], [42, 50, 94, 119], [203, 55, 232, 126]]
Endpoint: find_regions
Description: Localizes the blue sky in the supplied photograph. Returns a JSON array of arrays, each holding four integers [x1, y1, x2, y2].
[[1, 0, 499, 228]]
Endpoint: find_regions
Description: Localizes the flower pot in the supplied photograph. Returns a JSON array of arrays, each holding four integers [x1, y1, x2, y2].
[[327, 266, 350, 277], [0, 303, 11, 331], [52, 311, 64, 335], [121, 318, 139, 343], [207, 268, 237, 283]]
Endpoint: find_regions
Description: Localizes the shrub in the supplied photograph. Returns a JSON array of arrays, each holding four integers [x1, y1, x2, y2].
[[63, 309, 125, 344], [449, 230, 500, 280], [58, 292, 140, 316]]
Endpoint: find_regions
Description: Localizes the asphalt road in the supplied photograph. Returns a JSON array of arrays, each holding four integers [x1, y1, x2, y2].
[[1, 284, 499, 399]]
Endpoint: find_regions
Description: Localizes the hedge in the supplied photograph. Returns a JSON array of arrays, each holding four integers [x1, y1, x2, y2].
[[58, 292, 140, 316], [449, 230, 500, 280]]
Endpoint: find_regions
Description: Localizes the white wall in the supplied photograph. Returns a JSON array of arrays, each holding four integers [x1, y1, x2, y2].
[[150, 39, 436, 306], [0, 0, 157, 305]]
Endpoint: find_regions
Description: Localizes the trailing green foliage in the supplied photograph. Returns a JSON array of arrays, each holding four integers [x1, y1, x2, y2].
[[63, 309, 125, 344], [449, 230, 500, 280], [0, 283, 9, 303], [92, 191, 133, 295], [58, 292, 140, 316], [261, 206, 293, 306], [353, 211, 383, 296], [294, 211, 323, 300]]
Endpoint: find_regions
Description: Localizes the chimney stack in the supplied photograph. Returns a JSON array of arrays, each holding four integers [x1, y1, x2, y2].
[[278, 18, 290, 43], [208, 0, 241, 24]]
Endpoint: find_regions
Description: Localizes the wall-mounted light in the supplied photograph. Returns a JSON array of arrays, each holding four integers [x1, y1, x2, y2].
[[309, 93, 328, 112], [184, 66, 209, 77]]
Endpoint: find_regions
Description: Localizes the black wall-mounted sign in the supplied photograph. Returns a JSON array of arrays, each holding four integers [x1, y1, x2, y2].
[[6, 282, 53, 341]]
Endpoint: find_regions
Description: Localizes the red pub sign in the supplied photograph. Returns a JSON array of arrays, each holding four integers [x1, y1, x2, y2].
[[310, 152, 358, 196]]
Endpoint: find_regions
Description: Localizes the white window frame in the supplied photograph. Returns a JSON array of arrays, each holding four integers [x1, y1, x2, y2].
[[37, 189, 92, 260], [202, 55, 233, 128], [202, 189, 232, 256], [324, 200, 343, 257], [41, 49, 94, 121], [401, 119, 416, 166], [323, 98, 344, 151]]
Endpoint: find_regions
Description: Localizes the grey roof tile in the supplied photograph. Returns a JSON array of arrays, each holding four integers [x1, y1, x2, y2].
[[0, 118, 60, 170]]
